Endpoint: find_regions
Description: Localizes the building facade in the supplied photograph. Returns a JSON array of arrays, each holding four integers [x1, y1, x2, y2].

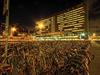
[[36, 3, 87, 36]]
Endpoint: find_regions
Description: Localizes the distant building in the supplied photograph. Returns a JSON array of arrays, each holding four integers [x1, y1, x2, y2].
[[36, 17, 55, 33], [36, 3, 87, 36], [0, 23, 5, 35]]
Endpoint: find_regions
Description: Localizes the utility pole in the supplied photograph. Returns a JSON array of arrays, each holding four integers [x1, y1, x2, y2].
[[3, 0, 10, 63], [84, 0, 90, 38]]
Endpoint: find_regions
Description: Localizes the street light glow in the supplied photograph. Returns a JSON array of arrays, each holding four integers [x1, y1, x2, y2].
[[81, 33, 85, 36], [38, 23, 44, 29], [11, 27, 17, 32], [36, 21, 45, 30], [10, 27, 17, 36]]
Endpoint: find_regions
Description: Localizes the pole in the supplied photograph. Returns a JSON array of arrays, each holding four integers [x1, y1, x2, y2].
[[4, 0, 10, 63], [85, 0, 90, 38]]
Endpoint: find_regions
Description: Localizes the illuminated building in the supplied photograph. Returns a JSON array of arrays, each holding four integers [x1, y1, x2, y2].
[[36, 17, 56, 33], [57, 4, 87, 34], [36, 3, 87, 35]]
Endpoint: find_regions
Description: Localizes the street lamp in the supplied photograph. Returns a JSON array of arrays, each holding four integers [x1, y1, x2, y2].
[[81, 33, 85, 36], [36, 22, 45, 34], [11, 27, 16, 32], [37, 23, 45, 30], [80, 32, 88, 39], [10, 27, 17, 36]]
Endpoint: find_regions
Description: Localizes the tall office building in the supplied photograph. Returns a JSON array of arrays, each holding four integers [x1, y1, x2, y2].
[[57, 4, 87, 35], [36, 3, 87, 35]]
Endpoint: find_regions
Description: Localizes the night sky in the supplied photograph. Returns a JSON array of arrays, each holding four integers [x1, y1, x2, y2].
[[0, 0, 100, 28]]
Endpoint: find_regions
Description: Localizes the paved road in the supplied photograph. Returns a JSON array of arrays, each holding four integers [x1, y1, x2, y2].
[[90, 41, 100, 75]]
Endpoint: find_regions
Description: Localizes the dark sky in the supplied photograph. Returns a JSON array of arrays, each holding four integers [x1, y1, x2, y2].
[[0, 0, 100, 28], [0, 0, 83, 27], [89, 0, 100, 19]]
